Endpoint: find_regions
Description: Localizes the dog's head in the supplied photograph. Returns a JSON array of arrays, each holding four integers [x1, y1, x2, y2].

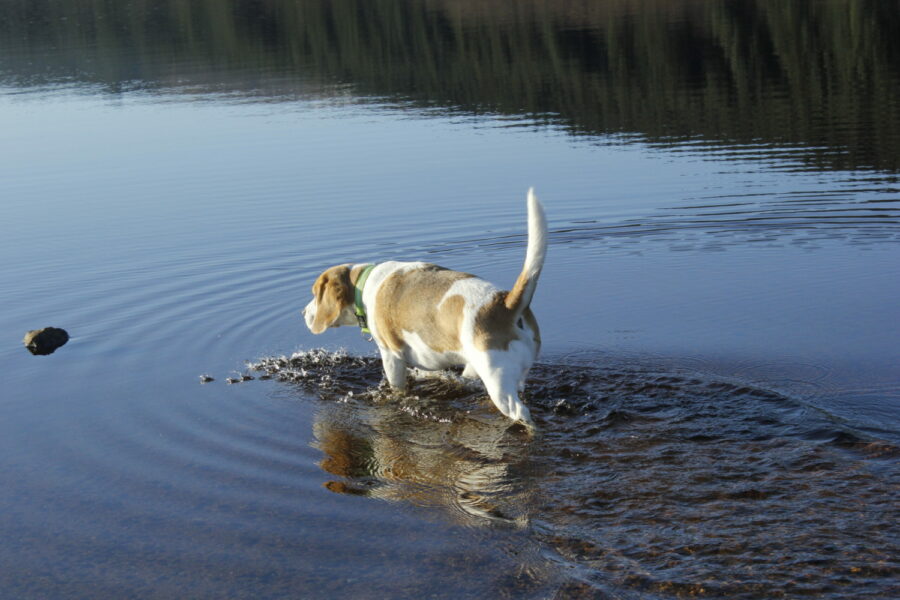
[[303, 265, 358, 334]]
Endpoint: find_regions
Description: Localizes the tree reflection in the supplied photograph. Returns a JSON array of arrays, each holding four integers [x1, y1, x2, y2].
[[5, 2, 895, 166]]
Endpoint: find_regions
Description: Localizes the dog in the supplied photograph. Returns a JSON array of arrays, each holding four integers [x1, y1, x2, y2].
[[303, 189, 547, 428]]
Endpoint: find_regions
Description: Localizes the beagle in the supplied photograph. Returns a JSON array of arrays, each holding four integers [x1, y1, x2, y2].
[[303, 189, 547, 428]]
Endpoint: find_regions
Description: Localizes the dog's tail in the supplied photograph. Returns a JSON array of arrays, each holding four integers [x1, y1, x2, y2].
[[505, 188, 547, 319]]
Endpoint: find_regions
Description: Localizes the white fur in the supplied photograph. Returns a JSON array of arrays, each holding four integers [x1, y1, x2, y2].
[[515, 187, 547, 316], [303, 190, 547, 429]]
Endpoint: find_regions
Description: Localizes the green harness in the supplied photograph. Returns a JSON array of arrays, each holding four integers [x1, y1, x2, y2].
[[353, 264, 376, 334]]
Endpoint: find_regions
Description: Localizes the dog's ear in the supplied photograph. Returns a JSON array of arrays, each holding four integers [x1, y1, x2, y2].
[[310, 265, 353, 334]]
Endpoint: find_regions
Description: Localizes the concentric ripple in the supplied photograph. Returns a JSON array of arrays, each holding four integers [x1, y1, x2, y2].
[[249, 349, 900, 599]]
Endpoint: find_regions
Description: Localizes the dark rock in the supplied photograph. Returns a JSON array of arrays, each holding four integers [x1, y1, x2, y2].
[[23, 327, 69, 355]]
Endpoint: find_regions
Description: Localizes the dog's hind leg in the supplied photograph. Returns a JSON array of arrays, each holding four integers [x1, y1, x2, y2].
[[486, 378, 534, 429], [468, 352, 534, 428]]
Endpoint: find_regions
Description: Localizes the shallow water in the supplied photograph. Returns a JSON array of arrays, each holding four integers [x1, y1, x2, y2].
[[248, 350, 900, 598], [1, 1, 899, 598]]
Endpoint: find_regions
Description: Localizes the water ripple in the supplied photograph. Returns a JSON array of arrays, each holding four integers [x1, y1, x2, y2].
[[235, 349, 900, 598]]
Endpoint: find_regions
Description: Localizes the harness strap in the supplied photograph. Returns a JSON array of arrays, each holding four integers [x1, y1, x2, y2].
[[353, 264, 376, 334]]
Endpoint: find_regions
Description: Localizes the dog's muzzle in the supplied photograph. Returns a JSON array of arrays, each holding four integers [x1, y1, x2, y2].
[[302, 300, 316, 331]]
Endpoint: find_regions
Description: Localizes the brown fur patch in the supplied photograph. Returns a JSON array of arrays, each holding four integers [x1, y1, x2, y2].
[[349, 264, 367, 286], [474, 296, 540, 351], [374, 264, 473, 353], [504, 272, 530, 311], [310, 265, 353, 333], [473, 292, 516, 351]]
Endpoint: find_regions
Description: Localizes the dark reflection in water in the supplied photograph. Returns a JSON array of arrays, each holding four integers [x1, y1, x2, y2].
[[254, 350, 538, 527], [252, 350, 900, 599], [316, 401, 535, 526], [2, 0, 899, 172]]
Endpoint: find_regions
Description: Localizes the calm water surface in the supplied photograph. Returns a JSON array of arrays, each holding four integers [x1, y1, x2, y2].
[[1, 1, 899, 598]]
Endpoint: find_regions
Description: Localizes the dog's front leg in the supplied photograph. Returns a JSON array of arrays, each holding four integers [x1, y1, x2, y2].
[[378, 347, 408, 391]]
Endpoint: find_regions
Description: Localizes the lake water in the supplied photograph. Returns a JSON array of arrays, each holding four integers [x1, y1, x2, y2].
[[1, 1, 899, 598]]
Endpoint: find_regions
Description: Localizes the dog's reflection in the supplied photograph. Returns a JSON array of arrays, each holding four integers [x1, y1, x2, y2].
[[312, 385, 537, 527]]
